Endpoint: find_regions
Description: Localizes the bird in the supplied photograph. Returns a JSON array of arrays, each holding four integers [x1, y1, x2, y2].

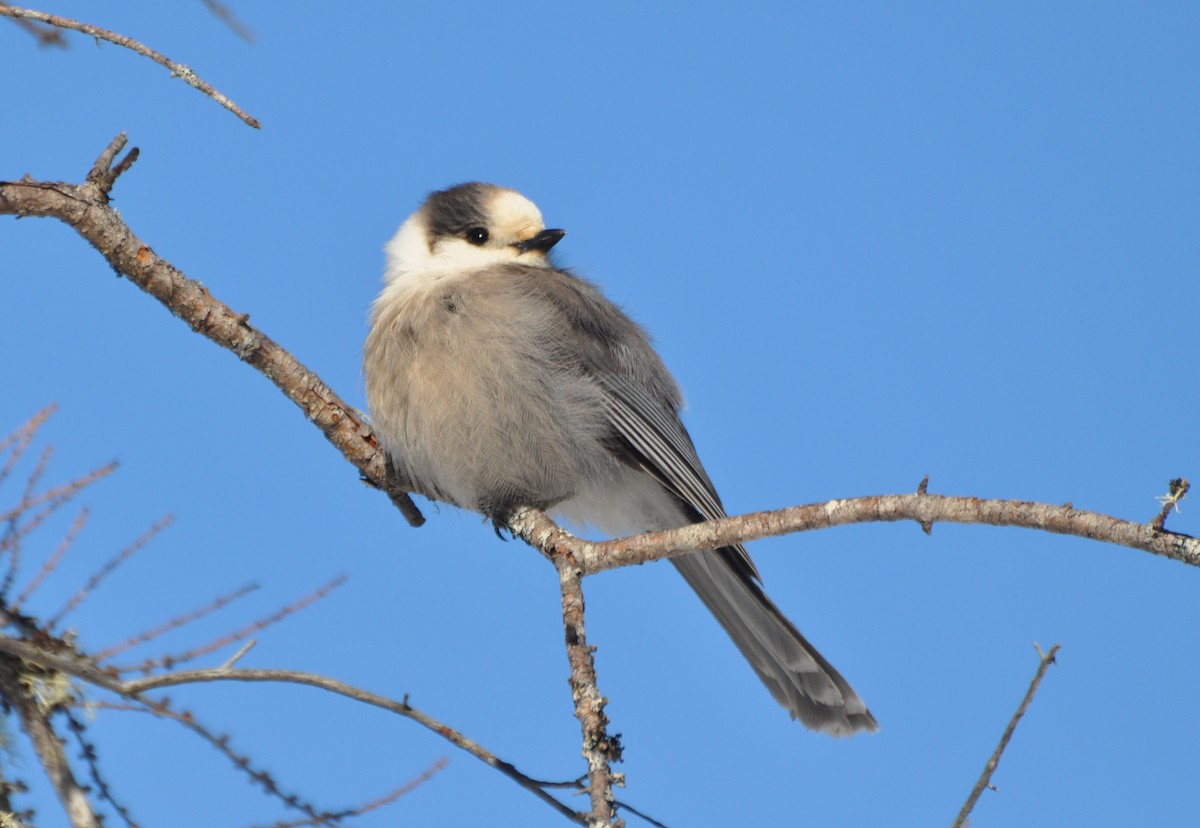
[[363, 182, 876, 735]]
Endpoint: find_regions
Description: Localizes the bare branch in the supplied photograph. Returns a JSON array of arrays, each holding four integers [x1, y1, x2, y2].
[[0, 404, 57, 486], [13, 507, 89, 611], [0, 4, 260, 128], [256, 758, 449, 828], [219, 639, 256, 669], [952, 644, 1062, 828], [116, 574, 346, 674], [92, 581, 260, 662], [0, 444, 53, 592], [0, 633, 447, 824], [555, 554, 621, 827], [509, 489, 1200, 578], [0, 636, 117, 691], [111, 664, 587, 824], [63, 712, 138, 828], [0, 140, 425, 527], [0, 461, 119, 533], [99, 699, 333, 823], [124, 662, 588, 820]]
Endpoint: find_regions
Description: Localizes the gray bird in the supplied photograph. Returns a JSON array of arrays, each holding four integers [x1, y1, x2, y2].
[[364, 182, 876, 735]]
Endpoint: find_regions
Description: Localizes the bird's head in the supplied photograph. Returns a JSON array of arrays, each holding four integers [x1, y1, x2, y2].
[[385, 182, 566, 285]]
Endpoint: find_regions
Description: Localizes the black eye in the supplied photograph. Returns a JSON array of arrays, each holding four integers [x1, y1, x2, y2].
[[466, 227, 489, 245]]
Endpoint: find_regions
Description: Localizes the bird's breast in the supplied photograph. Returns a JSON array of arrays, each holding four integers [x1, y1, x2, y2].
[[364, 273, 615, 517]]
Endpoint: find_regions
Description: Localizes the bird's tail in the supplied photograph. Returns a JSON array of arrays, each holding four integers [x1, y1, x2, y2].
[[671, 548, 877, 736]]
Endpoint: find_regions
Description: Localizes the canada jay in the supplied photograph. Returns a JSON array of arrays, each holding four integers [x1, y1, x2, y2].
[[364, 183, 876, 735]]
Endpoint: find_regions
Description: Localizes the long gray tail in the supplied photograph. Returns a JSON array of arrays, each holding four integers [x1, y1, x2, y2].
[[672, 549, 876, 736]]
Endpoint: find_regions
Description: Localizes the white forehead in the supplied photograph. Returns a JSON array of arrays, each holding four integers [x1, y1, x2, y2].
[[488, 188, 545, 241]]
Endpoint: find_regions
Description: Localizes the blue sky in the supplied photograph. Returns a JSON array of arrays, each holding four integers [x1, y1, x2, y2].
[[3, 2, 1198, 825]]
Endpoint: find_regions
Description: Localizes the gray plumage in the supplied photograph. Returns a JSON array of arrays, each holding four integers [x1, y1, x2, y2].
[[364, 183, 876, 735]]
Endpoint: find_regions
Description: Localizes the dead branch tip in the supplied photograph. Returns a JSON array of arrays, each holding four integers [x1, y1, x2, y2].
[[359, 466, 426, 527], [90, 133, 128, 176], [86, 134, 138, 197], [392, 489, 426, 527], [111, 146, 140, 182], [1151, 478, 1190, 532]]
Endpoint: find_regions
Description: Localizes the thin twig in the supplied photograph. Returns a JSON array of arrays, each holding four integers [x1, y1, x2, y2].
[[615, 800, 669, 828], [951, 643, 1062, 828], [219, 639, 256, 669], [0, 461, 119, 530], [12, 507, 89, 612], [99, 699, 331, 823], [92, 581, 260, 661], [114, 666, 587, 824], [254, 758, 449, 828], [0, 444, 53, 594], [0, 404, 57, 487], [48, 514, 174, 629], [63, 712, 138, 828], [0, 4, 260, 128], [116, 574, 346, 673]]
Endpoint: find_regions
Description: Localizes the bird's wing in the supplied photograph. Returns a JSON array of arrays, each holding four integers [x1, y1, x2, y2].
[[594, 372, 761, 583]]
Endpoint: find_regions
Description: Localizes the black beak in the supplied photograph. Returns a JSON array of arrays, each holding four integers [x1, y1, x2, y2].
[[515, 228, 566, 254]]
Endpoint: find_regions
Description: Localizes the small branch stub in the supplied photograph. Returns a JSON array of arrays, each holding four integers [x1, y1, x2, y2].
[[917, 475, 933, 534], [1151, 478, 1189, 532]]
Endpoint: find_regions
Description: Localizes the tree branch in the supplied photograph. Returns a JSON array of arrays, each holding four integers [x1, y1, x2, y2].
[[0, 633, 593, 825], [509, 488, 1198, 577], [0, 4, 260, 128], [555, 553, 622, 827], [0, 134, 425, 527], [0, 658, 99, 828], [952, 644, 1062, 828]]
